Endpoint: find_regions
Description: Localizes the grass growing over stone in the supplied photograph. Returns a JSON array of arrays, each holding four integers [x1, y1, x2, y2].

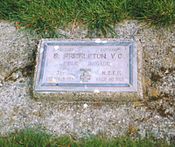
[[0, 129, 174, 147], [0, 0, 175, 37]]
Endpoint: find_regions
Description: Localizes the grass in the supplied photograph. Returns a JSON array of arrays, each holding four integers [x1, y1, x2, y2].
[[0, 0, 175, 37], [0, 129, 174, 147]]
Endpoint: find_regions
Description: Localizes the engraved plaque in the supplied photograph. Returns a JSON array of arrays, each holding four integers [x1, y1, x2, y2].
[[34, 40, 137, 93]]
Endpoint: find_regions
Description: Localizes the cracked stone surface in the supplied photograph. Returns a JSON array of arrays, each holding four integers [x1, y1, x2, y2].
[[0, 20, 175, 141], [0, 21, 37, 81]]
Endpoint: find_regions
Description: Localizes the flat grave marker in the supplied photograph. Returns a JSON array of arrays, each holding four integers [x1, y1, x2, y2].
[[34, 39, 142, 101]]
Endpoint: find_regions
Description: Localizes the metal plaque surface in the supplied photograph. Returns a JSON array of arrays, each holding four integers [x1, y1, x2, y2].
[[34, 40, 137, 93]]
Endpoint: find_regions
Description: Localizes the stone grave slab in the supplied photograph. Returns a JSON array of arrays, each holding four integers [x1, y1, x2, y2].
[[33, 39, 142, 101]]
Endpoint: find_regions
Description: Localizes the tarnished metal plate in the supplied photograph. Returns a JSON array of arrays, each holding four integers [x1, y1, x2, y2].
[[34, 39, 137, 93]]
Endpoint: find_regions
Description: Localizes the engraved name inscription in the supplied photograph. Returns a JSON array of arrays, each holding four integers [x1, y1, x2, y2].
[[43, 46, 128, 84]]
